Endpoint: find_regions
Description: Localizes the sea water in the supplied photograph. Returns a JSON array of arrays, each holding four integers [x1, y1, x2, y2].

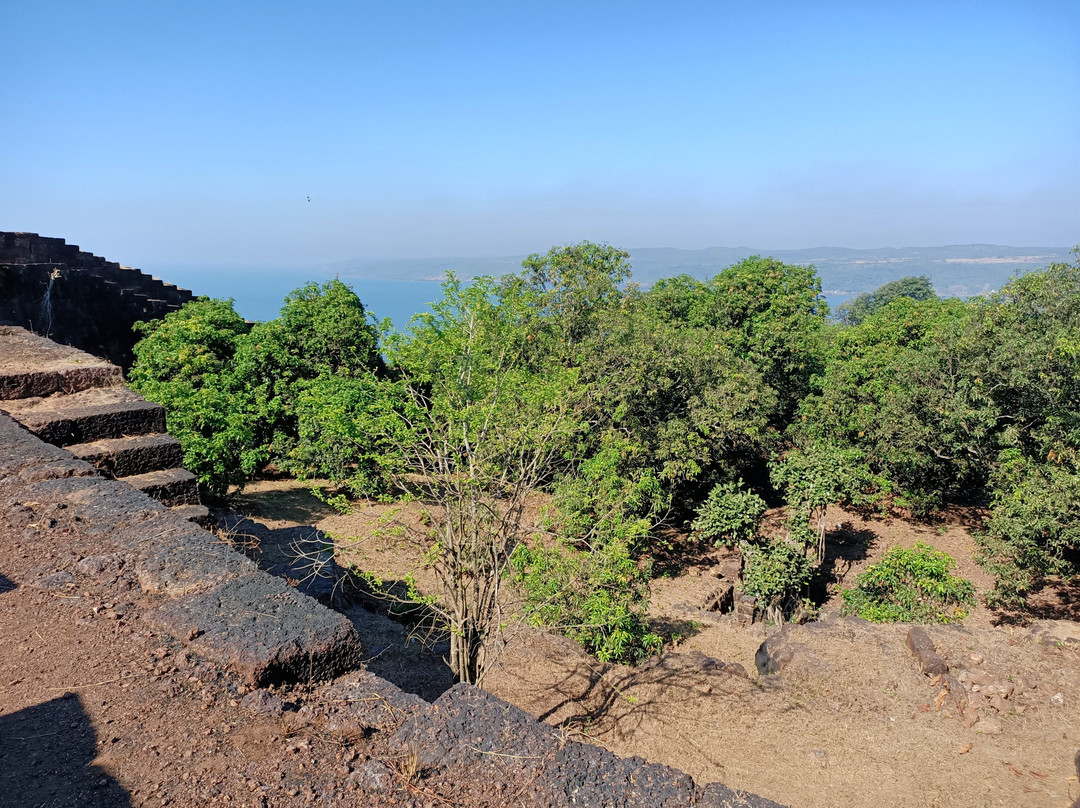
[[150, 266, 442, 329], [152, 265, 855, 329]]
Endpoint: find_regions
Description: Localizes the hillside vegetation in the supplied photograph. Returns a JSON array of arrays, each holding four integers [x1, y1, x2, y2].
[[129, 243, 1080, 683]]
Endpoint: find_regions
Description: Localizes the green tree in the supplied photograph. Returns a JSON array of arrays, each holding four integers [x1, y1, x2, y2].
[[648, 257, 830, 428], [236, 279, 383, 463], [835, 275, 937, 326], [128, 298, 264, 500], [795, 296, 978, 514], [369, 273, 587, 685]]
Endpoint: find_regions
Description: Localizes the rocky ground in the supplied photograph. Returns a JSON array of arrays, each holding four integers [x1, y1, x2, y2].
[[228, 479, 1080, 808]]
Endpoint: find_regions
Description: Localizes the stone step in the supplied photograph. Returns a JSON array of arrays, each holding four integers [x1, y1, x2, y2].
[[0, 326, 122, 400], [169, 503, 211, 527], [146, 573, 364, 687], [68, 433, 183, 478], [0, 387, 166, 444], [121, 467, 200, 506]]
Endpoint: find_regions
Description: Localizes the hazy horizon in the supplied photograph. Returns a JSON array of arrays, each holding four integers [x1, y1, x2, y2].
[[3, 2, 1077, 267]]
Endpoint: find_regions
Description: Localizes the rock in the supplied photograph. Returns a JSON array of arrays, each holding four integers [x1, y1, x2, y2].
[[755, 628, 821, 676], [75, 554, 125, 577], [146, 573, 363, 687], [34, 571, 75, 590], [716, 559, 742, 582], [906, 627, 948, 677], [391, 683, 560, 768], [700, 582, 735, 613], [724, 663, 750, 679], [960, 703, 980, 728], [699, 782, 788, 807], [240, 689, 284, 719], [346, 760, 392, 793], [535, 744, 699, 808], [734, 595, 757, 626], [135, 525, 257, 598], [957, 669, 995, 689], [978, 718, 1002, 735], [1051, 692, 1065, 706], [322, 672, 428, 732]]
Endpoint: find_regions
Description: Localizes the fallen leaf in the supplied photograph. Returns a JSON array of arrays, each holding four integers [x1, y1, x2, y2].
[[1006, 764, 1023, 777], [1029, 771, 1047, 778], [917, 704, 930, 713], [934, 689, 948, 710], [954, 743, 973, 755]]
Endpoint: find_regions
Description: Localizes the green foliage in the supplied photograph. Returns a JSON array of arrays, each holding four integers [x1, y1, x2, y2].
[[648, 256, 829, 428], [835, 275, 937, 326], [770, 443, 873, 515], [236, 279, 383, 460], [369, 272, 590, 685], [289, 373, 399, 498], [691, 479, 766, 547], [798, 253, 1080, 598], [978, 454, 1080, 606], [129, 298, 264, 500], [551, 437, 661, 554], [840, 543, 975, 623], [795, 296, 976, 514], [511, 538, 662, 664], [518, 241, 634, 353], [130, 280, 386, 500], [739, 538, 815, 617]]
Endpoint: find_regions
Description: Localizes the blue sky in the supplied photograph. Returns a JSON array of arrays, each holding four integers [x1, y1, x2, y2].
[[2, 1, 1077, 269]]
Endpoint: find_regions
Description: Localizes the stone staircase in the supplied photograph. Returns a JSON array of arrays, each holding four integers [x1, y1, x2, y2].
[[0, 325, 207, 524], [0, 232, 197, 368], [0, 231, 194, 310]]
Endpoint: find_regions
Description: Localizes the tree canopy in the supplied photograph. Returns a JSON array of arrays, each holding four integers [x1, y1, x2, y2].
[[130, 244, 1080, 671]]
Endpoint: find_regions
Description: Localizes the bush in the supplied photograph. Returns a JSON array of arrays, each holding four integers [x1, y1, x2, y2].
[[286, 373, 398, 499], [692, 479, 766, 547], [129, 298, 264, 500], [510, 538, 662, 664], [739, 537, 814, 619], [841, 543, 975, 623], [977, 456, 1080, 607]]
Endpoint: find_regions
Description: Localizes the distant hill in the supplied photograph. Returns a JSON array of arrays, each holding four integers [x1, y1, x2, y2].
[[324, 244, 1075, 300]]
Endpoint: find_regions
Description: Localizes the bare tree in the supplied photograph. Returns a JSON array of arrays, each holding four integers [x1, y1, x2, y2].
[[374, 275, 581, 686]]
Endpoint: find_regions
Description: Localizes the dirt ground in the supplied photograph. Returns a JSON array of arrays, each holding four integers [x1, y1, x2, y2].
[[226, 479, 1080, 808]]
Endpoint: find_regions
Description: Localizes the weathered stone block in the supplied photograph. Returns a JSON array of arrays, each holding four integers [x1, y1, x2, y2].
[[392, 683, 561, 768], [146, 573, 363, 687], [68, 433, 182, 478], [135, 525, 257, 597], [533, 744, 698, 808]]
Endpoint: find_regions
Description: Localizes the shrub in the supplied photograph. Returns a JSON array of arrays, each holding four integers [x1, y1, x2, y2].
[[977, 456, 1080, 607], [739, 537, 815, 620], [510, 538, 662, 664], [129, 298, 264, 500], [286, 373, 399, 499], [691, 479, 766, 547], [841, 542, 975, 623]]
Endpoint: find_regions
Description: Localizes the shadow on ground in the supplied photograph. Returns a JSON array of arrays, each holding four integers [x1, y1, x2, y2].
[[992, 577, 1080, 626], [228, 479, 337, 525], [808, 521, 877, 605], [213, 512, 455, 702], [0, 573, 15, 594], [0, 693, 131, 808]]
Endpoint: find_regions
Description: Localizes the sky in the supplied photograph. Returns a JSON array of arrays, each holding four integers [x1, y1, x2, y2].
[[2, 0, 1078, 269]]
